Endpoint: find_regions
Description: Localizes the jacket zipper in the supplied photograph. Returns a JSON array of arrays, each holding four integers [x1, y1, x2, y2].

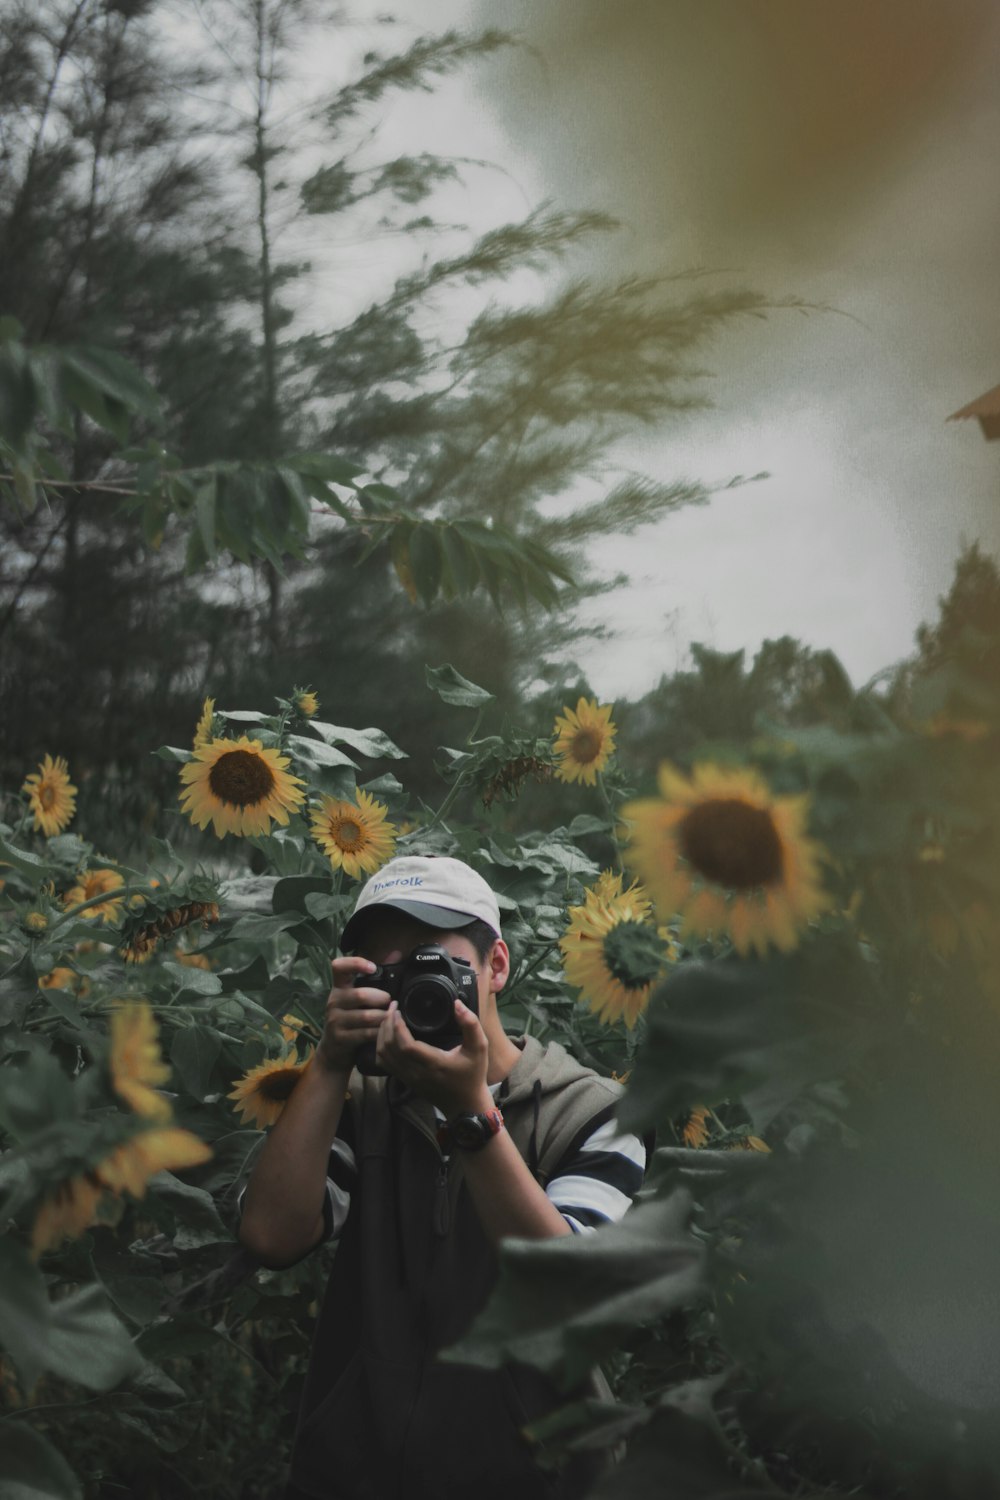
[[432, 1154, 450, 1236]]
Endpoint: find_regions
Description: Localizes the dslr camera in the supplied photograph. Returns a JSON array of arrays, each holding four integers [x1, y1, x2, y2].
[[353, 944, 479, 1076]]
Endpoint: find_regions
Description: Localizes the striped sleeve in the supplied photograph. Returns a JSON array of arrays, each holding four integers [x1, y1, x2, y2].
[[544, 1115, 647, 1234]]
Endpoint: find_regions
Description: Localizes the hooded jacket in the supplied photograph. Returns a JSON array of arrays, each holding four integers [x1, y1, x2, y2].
[[287, 1033, 634, 1500]]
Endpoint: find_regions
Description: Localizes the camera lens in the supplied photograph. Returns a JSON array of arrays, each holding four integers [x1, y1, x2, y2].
[[401, 976, 454, 1034]]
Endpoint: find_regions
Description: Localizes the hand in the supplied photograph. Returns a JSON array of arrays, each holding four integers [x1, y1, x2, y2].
[[375, 998, 490, 1117], [317, 955, 390, 1074]]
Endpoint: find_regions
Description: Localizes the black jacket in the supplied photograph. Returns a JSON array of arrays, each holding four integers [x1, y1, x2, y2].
[[287, 1034, 632, 1500]]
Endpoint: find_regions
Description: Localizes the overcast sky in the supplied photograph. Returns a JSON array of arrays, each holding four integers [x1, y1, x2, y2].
[[298, 0, 1000, 699]]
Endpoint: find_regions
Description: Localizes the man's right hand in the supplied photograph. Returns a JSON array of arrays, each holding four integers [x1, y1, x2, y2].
[[318, 956, 390, 1073]]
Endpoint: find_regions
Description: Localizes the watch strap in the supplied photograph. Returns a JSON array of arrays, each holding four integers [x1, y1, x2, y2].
[[436, 1106, 505, 1152]]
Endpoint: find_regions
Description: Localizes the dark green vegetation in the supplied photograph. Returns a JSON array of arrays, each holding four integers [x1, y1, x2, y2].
[[3, 4, 1000, 1497]]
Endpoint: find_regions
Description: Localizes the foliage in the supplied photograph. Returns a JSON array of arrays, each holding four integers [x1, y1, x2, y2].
[[2, 545, 1000, 1494], [1, 0, 794, 833]]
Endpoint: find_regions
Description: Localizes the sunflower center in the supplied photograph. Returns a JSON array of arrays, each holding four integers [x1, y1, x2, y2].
[[603, 921, 665, 990], [40, 783, 57, 809], [571, 728, 603, 765], [335, 819, 362, 849], [208, 749, 276, 808], [678, 798, 783, 889], [260, 1068, 302, 1102]]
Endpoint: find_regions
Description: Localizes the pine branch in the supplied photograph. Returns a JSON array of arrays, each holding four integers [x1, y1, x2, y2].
[[323, 28, 516, 129]]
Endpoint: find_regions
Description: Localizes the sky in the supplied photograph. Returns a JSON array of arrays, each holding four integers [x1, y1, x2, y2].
[[293, 0, 1000, 699]]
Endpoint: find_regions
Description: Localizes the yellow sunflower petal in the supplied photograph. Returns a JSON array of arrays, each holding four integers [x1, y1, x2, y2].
[[310, 789, 396, 880], [193, 697, 216, 750], [22, 755, 77, 837], [96, 1127, 212, 1199], [227, 1051, 312, 1128], [552, 697, 617, 786], [109, 1001, 172, 1121], [179, 735, 305, 839], [62, 868, 125, 923], [560, 870, 674, 1029], [31, 1174, 104, 1258], [623, 762, 831, 957]]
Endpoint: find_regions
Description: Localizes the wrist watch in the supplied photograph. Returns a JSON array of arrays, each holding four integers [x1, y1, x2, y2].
[[436, 1106, 505, 1152]]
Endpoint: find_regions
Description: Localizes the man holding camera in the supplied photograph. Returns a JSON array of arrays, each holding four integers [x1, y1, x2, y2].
[[238, 854, 648, 1500]]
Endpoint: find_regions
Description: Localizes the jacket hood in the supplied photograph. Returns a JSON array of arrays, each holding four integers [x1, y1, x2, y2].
[[497, 1032, 604, 1107]]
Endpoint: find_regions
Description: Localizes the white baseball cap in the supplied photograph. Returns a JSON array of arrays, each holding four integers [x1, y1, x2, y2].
[[340, 854, 502, 952]]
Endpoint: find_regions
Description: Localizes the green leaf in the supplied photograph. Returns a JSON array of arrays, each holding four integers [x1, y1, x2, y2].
[[272, 875, 333, 915], [0, 1423, 82, 1500], [98, 1274, 165, 1328], [161, 960, 223, 997], [286, 733, 358, 772], [227, 910, 305, 943], [615, 956, 861, 1137], [441, 1193, 704, 1390], [566, 814, 611, 837], [0, 1236, 51, 1391], [0, 834, 49, 886], [136, 1316, 224, 1361], [217, 955, 271, 994], [408, 523, 443, 605], [43, 1285, 143, 1391], [194, 476, 217, 560], [152, 744, 193, 764], [150, 1172, 230, 1250], [304, 891, 340, 921], [169, 1025, 223, 1099], [307, 721, 407, 760], [0, 352, 37, 451], [425, 663, 495, 709], [215, 709, 274, 726], [288, 451, 366, 485], [60, 345, 160, 421]]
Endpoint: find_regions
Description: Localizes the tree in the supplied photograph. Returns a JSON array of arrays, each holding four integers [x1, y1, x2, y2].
[[1, 1, 798, 842]]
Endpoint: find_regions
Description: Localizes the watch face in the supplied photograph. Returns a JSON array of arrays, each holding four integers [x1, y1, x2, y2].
[[452, 1116, 488, 1148]]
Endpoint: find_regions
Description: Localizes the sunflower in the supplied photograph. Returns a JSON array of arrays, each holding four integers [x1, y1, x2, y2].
[[63, 867, 125, 923], [193, 696, 216, 749], [680, 1106, 712, 1148], [179, 735, 305, 838], [310, 789, 396, 879], [95, 1126, 212, 1199], [621, 763, 831, 957], [31, 1173, 104, 1258], [294, 688, 319, 717], [38, 966, 79, 992], [175, 951, 212, 971], [552, 698, 617, 786], [560, 871, 676, 1029], [108, 1001, 171, 1121], [280, 1013, 308, 1043], [228, 1050, 312, 1128], [22, 754, 77, 837]]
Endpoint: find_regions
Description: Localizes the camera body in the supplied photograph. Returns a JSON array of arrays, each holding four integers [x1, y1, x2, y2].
[[352, 943, 479, 1077]]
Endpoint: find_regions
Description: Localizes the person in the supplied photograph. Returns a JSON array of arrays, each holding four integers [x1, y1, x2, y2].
[[238, 854, 649, 1500]]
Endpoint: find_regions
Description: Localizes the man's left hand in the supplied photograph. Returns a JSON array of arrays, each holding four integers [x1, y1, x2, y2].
[[375, 998, 491, 1117]]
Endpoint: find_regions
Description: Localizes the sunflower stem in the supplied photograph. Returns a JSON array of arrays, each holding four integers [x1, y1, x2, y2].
[[466, 707, 488, 746], [596, 772, 624, 872], [47, 883, 145, 930], [424, 773, 472, 833], [305, 944, 333, 994]]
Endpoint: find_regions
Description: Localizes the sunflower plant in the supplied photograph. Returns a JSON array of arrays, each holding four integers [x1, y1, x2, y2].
[[4, 633, 1000, 1500]]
